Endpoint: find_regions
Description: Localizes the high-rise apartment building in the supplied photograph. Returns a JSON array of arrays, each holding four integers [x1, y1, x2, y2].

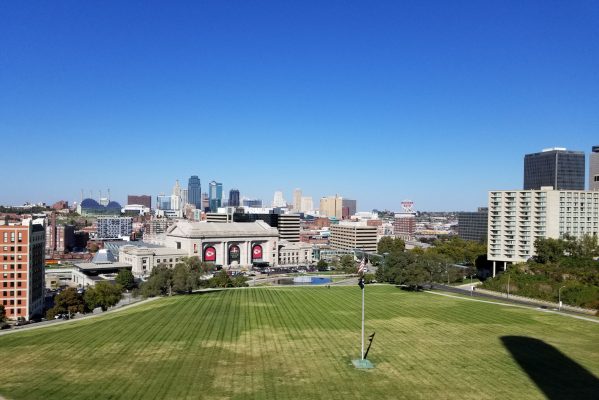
[[523, 148, 585, 190], [0, 219, 45, 320], [97, 217, 133, 240], [127, 195, 151, 209], [229, 189, 240, 207], [188, 176, 202, 209], [209, 181, 223, 211], [457, 207, 488, 242], [330, 222, 377, 253], [487, 188, 599, 275], [590, 146, 599, 191], [293, 189, 302, 211]]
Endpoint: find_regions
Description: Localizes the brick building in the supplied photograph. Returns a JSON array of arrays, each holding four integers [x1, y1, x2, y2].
[[0, 219, 45, 320]]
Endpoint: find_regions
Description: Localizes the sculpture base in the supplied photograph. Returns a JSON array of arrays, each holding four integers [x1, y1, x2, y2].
[[352, 359, 374, 369]]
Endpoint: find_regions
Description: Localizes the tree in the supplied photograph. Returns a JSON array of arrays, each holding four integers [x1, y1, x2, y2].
[[316, 259, 328, 271], [0, 305, 5, 322], [338, 255, 356, 274], [47, 288, 87, 319], [140, 265, 173, 297], [115, 269, 135, 291], [377, 237, 405, 255], [232, 274, 249, 287], [210, 270, 233, 288], [534, 238, 565, 264], [85, 282, 122, 311], [172, 263, 193, 293]]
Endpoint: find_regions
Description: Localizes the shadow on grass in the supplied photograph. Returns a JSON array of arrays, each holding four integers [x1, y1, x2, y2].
[[501, 336, 599, 399]]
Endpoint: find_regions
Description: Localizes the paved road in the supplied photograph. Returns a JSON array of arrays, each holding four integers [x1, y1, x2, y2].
[[427, 290, 599, 324]]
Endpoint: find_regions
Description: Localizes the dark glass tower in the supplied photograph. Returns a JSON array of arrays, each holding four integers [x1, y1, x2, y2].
[[523, 148, 585, 190], [188, 176, 202, 209], [229, 189, 240, 207]]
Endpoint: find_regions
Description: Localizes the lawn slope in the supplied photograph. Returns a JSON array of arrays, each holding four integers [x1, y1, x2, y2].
[[0, 286, 598, 400]]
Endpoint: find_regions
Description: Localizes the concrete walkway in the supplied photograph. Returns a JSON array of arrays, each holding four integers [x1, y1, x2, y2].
[[0, 296, 160, 336], [427, 290, 599, 324]]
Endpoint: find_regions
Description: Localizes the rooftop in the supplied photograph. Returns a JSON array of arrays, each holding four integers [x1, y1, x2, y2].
[[166, 220, 279, 238]]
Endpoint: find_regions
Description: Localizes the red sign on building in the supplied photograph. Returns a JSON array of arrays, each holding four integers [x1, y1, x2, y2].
[[251, 244, 263, 260], [204, 246, 216, 262]]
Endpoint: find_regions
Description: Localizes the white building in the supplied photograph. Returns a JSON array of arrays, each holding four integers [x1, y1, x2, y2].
[[488, 187, 599, 275], [163, 220, 279, 269], [119, 245, 188, 277], [272, 191, 286, 208], [278, 240, 314, 266], [121, 204, 150, 216]]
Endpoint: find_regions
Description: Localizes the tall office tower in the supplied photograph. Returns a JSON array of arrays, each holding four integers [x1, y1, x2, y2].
[[293, 189, 302, 211], [201, 192, 210, 211], [127, 195, 152, 209], [0, 219, 45, 320], [272, 191, 286, 208], [590, 146, 599, 191], [209, 181, 223, 211], [188, 176, 202, 209], [229, 189, 240, 207], [319, 195, 343, 219], [243, 198, 263, 208], [341, 199, 357, 219], [171, 180, 182, 211], [300, 196, 313, 212], [524, 148, 585, 190], [156, 194, 171, 210], [457, 207, 488, 242], [180, 189, 189, 208]]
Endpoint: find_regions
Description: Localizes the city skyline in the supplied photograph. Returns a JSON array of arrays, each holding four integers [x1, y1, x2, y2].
[[1, 2, 597, 210]]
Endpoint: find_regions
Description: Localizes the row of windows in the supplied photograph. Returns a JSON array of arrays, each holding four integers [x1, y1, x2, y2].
[[2, 264, 24, 270], [2, 255, 24, 261], [2, 281, 22, 288], [1, 246, 24, 252], [2, 299, 22, 306], [2, 232, 23, 243], [1, 290, 23, 296], [1, 273, 22, 278]]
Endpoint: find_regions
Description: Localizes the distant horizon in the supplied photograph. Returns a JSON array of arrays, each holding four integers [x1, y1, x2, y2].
[[1, 2, 597, 211]]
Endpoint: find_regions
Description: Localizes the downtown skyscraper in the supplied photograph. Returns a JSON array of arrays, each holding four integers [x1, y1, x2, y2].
[[209, 181, 223, 211], [188, 176, 201, 209], [523, 148, 585, 190]]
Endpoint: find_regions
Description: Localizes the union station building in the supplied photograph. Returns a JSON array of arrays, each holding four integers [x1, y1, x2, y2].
[[163, 220, 279, 269]]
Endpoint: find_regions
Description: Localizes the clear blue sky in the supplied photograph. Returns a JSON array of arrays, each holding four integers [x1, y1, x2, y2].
[[1, 1, 597, 211]]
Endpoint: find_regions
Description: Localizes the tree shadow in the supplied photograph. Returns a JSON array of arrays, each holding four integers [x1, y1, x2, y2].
[[501, 336, 599, 399]]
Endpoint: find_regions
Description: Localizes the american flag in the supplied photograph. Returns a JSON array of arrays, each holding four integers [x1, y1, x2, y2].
[[357, 257, 366, 275]]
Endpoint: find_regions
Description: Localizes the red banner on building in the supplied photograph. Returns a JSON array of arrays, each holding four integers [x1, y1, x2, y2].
[[252, 244, 263, 260], [204, 246, 216, 262]]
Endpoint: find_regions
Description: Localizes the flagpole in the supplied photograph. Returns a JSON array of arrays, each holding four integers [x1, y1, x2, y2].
[[361, 279, 365, 360]]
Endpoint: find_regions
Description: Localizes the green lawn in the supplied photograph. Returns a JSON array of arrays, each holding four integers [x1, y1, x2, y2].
[[1, 286, 598, 400]]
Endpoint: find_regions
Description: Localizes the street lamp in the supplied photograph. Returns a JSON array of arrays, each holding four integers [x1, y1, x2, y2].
[[558, 285, 566, 311]]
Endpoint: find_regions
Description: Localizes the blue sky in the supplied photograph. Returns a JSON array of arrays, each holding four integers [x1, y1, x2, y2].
[[1, 1, 597, 211]]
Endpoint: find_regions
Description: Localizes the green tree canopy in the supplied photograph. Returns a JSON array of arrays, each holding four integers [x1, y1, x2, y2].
[[115, 269, 135, 291], [377, 237, 405, 255], [85, 282, 122, 311]]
